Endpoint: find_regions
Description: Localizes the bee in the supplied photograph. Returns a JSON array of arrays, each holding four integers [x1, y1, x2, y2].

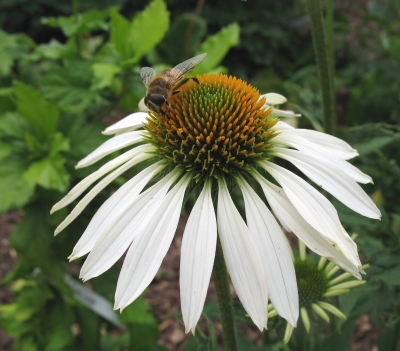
[[140, 53, 207, 115]]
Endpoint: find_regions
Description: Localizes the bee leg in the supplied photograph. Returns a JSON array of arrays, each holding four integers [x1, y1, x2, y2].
[[173, 76, 200, 91]]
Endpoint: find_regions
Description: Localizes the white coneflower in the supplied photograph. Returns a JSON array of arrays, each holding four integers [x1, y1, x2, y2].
[[267, 241, 368, 343], [52, 73, 380, 333]]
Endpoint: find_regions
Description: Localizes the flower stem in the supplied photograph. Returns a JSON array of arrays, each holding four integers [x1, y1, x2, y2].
[[306, 0, 335, 136], [213, 237, 238, 351]]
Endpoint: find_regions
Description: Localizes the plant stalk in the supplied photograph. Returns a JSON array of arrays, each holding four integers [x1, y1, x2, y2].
[[213, 237, 238, 351], [306, 0, 335, 136]]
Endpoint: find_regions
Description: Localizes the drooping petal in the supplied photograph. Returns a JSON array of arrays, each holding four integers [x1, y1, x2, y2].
[[258, 161, 361, 268], [52, 144, 155, 214], [114, 175, 191, 309], [272, 132, 371, 183], [273, 147, 380, 219], [76, 131, 146, 168], [272, 127, 358, 160], [54, 148, 155, 235], [102, 112, 148, 135], [69, 161, 165, 260], [261, 93, 287, 105], [217, 178, 269, 331], [79, 169, 182, 281], [237, 176, 298, 327], [271, 108, 301, 118], [253, 169, 362, 276], [180, 179, 217, 334]]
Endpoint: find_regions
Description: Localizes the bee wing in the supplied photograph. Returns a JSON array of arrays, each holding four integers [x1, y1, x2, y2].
[[169, 53, 207, 82], [140, 67, 157, 87]]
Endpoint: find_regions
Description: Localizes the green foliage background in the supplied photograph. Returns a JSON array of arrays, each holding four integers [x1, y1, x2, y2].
[[0, 0, 399, 350]]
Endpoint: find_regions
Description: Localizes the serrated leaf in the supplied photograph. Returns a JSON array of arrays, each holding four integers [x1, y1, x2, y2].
[[40, 60, 100, 113], [42, 9, 110, 37], [129, 0, 169, 63], [193, 23, 240, 74], [14, 81, 60, 141], [30, 39, 74, 61], [110, 1, 169, 64], [353, 136, 396, 156], [119, 295, 157, 325], [23, 154, 70, 192], [0, 157, 35, 213], [110, 9, 132, 59], [91, 63, 121, 90]]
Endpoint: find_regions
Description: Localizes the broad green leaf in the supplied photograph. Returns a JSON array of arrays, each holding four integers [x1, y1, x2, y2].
[[0, 49, 13, 76], [119, 295, 158, 325], [42, 9, 110, 37], [353, 136, 396, 156], [110, 1, 169, 65], [193, 23, 240, 74], [0, 157, 35, 213], [23, 154, 69, 192], [0, 87, 16, 113], [40, 60, 101, 113], [91, 63, 121, 91], [44, 302, 75, 351], [30, 39, 74, 61], [129, 0, 170, 63], [14, 81, 60, 141], [110, 9, 132, 59], [0, 141, 11, 160], [0, 112, 31, 139]]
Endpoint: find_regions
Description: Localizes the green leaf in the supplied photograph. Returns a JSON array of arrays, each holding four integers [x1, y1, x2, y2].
[[0, 30, 33, 76], [353, 136, 396, 156], [40, 60, 101, 113], [42, 9, 110, 37], [91, 63, 121, 91], [0, 157, 35, 213], [30, 39, 74, 61], [0, 112, 32, 141], [14, 81, 60, 141], [193, 23, 240, 74], [110, 1, 169, 65], [119, 296, 157, 325], [110, 9, 132, 59], [0, 87, 16, 113], [129, 0, 170, 63], [23, 155, 69, 192]]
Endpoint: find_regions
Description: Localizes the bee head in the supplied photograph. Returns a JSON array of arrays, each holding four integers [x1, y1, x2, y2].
[[144, 94, 166, 113]]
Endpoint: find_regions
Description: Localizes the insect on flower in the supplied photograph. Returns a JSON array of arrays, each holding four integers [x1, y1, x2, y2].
[[140, 53, 207, 115]]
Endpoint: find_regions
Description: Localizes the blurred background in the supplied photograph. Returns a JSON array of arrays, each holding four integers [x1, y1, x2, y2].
[[0, 0, 399, 350]]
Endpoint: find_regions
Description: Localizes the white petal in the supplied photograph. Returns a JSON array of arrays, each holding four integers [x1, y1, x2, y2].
[[69, 161, 165, 260], [102, 112, 148, 135], [273, 128, 358, 160], [138, 97, 149, 112], [253, 170, 362, 277], [54, 148, 155, 235], [217, 178, 268, 331], [114, 175, 191, 309], [273, 148, 381, 219], [76, 131, 146, 168], [259, 161, 361, 268], [272, 121, 295, 130], [79, 169, 182, 281], [272, 132, 371, 183], [271, 108, 301, 118], [261, 93, 287, 105], [237, 177, 298, 327], [180, 180, 217, 334], [52, 144, 154, 214]]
